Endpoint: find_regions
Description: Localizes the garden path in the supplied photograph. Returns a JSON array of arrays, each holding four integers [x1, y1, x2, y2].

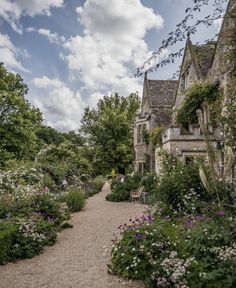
[[0, 182, 145, 288]]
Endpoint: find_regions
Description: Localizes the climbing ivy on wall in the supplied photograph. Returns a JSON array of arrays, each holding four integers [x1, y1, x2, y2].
[[149, 127, 165, 147], [222, 23, 236, 148], [176, 82, 222, 129]]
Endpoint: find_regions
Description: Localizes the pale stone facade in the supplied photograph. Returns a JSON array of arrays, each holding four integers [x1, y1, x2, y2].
[[134, 0, 236, 175], [134, 74, 178, 173]]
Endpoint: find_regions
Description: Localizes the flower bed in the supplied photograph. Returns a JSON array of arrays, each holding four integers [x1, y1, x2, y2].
[[0, 166, 86, 264], [109, 163, 236, 287]]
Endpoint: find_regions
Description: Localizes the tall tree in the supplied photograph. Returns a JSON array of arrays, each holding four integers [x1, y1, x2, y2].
[[36, 126, 66, 146], [0, 63, 42, 166], [80, 93, 140, 175]]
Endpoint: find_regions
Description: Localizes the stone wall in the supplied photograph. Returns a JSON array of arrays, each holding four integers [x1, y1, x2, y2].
[[209, 6, 236, 83], [155, 125, 221, 175]]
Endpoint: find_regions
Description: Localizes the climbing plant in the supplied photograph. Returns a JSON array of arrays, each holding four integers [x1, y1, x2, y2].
[[176, 82, 222, 129], [149, 127, 165, 147], [221, 23, 236, 148]]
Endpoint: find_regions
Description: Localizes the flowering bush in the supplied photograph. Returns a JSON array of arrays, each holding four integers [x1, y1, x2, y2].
[[152, 164, 210, 215], [110, 209, 236, 288], [58, 187, 86, 212], [35, 142, 91, 190], [0, 166, 73, 264]]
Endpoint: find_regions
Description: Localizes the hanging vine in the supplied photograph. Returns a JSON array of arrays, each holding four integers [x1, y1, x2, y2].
[[176, 82, 222, 129]]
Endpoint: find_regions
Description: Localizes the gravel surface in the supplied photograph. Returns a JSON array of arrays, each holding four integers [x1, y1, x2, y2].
[[0, 182, 146, 288]]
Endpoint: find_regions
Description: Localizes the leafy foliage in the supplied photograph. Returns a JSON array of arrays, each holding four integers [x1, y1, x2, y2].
[[36, 126, 66, 146], [83, 176, 105, 197], [110, 210, 236, 288], [106, 174, 142, 202], [59, 187, 86, 212], [149, 127, 165, 146], [154, 163, 209, 214], [0, 63, 43, 166], [80, 93, 140, 175], [176, 82, 221, 129], [36, 142, 91, 190]]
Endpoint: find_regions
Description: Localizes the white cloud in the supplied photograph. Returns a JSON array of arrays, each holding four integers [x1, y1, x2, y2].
[[0, 0, 64, 34], [0, 32, 29, 72], [25, 27, 35, 32], [33, 76, 64, 88], [26, 27, 65, 44], [63, 0, 163, 97], [33, 76, 84, 131]]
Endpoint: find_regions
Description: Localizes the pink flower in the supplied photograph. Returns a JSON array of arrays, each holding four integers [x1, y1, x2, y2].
[[217, 210, 225, 217]]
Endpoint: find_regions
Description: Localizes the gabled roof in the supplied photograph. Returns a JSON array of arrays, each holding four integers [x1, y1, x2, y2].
[[228, 0, 236, 11], [193, 42, 216, 77], [146, 79, 178, 108], [179, 35, 216, 81]]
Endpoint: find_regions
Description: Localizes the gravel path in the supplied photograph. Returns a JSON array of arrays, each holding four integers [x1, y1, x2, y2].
[[0, 182, 146, 288]]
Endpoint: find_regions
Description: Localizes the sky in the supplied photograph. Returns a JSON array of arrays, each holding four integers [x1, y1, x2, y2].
[[0, 0, 227, 131]]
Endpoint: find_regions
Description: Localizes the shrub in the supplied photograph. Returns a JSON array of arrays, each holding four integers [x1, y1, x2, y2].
[[0, 215, 58, 264], [152, 164, 208, 214], [110, 214, 188, 287], [0, 220, 17, 264], [106, 174, 141, 202], [84, 176, 105, 197], [60, 188, 86, 212], [33, 193, 70, 223], [140, 174, 159, 194], [149, 127, 165, 146], [0, 151, 89, 265]]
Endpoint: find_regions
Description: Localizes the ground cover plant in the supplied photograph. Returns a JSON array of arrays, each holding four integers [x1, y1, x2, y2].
[[109, 159, 236, 287]]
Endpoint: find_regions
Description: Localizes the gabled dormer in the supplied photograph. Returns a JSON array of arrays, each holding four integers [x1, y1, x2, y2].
[[180, 35, 201, 91], [209, 0, 236, 82], [174, 34, 216, 113]]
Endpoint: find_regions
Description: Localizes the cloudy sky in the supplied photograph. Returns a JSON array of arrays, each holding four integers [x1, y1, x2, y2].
[[0, 0, 226, 131]]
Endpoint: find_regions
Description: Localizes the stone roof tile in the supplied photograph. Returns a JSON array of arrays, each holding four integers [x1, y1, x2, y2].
[[147, 80, 178, 108], [193, 42, 217, 77]]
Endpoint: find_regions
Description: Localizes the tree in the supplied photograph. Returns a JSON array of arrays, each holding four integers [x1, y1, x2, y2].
[[62, 130, 84, 146], [36, 141, 92, 187], [36, 126, 66, 146], [80, 93, 140, 175], [0, 63, 42, 166]]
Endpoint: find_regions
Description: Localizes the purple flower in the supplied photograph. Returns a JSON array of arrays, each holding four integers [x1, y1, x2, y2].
[[196, 215, 205, 221], [185, 218, 193, 228], [217, 210, 225, 217], [135, 233, 143, 240], [145, 215, 153, 222]]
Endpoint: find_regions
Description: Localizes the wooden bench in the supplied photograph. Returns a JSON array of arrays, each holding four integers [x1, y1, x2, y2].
[[130, 186, 144, 202]]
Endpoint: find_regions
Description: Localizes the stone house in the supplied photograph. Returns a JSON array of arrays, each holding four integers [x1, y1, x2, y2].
[[133, 74, 178, 173], [134, 0, 236, 175]]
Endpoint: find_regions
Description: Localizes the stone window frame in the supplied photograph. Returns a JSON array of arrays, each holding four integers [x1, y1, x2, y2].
[[137, 123, 147, 144]]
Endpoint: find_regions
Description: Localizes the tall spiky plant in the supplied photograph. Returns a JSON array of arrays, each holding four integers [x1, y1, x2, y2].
[[197, 109, 235, 206]]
